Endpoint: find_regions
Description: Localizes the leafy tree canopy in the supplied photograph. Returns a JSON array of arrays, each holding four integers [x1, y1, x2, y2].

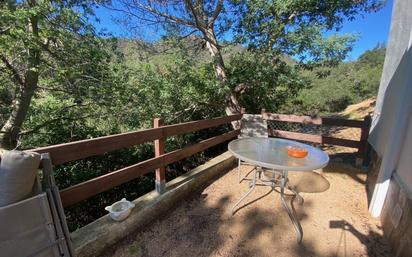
[[234, 0, 384, 64], [282, 44, 386, 115], [0, 0, 387, 229], [0, 0, 123, 149]]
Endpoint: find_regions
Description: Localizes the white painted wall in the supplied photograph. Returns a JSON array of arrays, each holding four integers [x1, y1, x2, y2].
[[369, 0, 412, 155], [396, 111, 412, 193], [368, 0, 412, 217]]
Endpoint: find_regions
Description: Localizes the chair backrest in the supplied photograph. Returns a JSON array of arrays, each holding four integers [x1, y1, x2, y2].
[[0, 193, 64, 257], [240, 114, 268, 138], [0, 151, 41, 207], [0, 153, 74, 257]]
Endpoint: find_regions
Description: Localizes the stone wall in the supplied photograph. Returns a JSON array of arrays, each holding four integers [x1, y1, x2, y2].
[[380, 174, 412, 257], [367, 148, 412, 257]]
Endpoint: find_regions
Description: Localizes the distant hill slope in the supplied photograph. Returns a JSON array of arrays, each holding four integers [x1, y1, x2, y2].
[[321, 98, 376, 157], [117, 37, 295, 66], [282, 45, 385, 116], [338, 98, 375, 120]]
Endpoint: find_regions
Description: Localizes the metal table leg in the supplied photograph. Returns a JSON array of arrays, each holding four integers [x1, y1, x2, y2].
[[232, 168, 258, 214], [238, 159, 257, 184], [287, 184, 304, 205], [237, 158, 242, 183], [232, 168, 304, 243], [280, 170, 303, 243]]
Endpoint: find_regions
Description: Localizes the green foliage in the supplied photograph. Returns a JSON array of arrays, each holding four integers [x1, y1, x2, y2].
[[0, 0, 387, 230], [97, 39, 230, 129], [0, 0, 123, 147], [226, 52, 307, 113], [19, 37, 232, 230], [282, 44, 385, 115], [233, 0, 384, 65]]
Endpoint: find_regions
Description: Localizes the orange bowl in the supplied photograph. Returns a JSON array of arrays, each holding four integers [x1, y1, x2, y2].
[[287, 146, 308, 158]]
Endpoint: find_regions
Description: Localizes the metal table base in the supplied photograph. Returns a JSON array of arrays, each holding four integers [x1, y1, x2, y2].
[[231, 167, 304, 243]]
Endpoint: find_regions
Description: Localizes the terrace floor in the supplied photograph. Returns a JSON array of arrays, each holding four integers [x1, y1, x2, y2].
[[103, 161, 392, 257]]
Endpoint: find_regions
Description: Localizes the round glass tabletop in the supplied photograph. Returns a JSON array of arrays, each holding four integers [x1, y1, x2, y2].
[[228, 137, 329, 171]]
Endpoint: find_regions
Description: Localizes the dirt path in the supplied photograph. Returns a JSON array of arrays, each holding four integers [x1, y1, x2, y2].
[[103, 162, 392, 257]]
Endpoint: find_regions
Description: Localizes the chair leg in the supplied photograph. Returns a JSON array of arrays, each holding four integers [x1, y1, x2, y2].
[[237, 159, 242, 183]]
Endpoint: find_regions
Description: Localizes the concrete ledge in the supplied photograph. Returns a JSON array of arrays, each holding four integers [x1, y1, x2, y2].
[[71, 151, 236, 257]]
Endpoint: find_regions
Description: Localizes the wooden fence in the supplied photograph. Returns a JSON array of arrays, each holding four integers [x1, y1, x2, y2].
[[30, 110, 371, 207], [34, 114, 242, 207], [261, 109, 372, 161]]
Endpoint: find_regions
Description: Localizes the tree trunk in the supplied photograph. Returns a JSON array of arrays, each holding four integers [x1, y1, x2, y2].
[[0, 1, 39, 150], [0, 82, 38, 149], [203, 28, 242, 125]]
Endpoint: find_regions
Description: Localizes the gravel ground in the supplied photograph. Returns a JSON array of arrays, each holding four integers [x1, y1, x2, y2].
[[103, 162, 392, 257]]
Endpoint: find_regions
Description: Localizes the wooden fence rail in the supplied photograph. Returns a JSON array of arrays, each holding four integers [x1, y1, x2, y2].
[[34, 114, 242, 207], [261, 109, 372, 162], [30, 110, 371, 207], [35, 114, 241, 165]]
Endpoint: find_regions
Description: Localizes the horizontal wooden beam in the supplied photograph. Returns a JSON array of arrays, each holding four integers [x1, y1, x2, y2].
[[162, 114, 241, 138], [35, 129, 162, 165], [59, 129, 240, 207], [262, 113, 364, 128], [162, 129, 240, 166], [268, 129, 361, 149], [35, 114, 241, 165], [60, 155, 160, 207]]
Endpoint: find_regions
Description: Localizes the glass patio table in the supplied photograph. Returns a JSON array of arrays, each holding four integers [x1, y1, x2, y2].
[[228, 137, 330, 243]]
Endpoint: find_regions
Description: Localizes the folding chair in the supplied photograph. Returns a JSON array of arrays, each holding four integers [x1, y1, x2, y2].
[[0, 153, 74, 257]]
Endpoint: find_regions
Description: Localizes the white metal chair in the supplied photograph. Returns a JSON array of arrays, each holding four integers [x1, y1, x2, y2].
[[237, 114, 269, 183]]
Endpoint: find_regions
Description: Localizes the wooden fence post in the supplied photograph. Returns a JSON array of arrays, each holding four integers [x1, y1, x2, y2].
[[154, 118, 165, 194], [261, 108, 266, 116], [356, 115, 372, 167]]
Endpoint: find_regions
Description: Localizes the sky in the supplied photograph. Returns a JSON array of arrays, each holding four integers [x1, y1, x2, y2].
[[93, 0, 393, 60], [336, 0, 393, 60]]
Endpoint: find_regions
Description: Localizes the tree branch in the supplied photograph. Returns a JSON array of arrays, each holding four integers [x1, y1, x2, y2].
[[168, 103, 198, 122], [0, 26, 11, 35], [234, 82, 251, 95], [19, 112, 100, 136], [0, 54, 24, 86], [103, 4, 164, 25], [153, 30, 200, 54], [144, 2, 195, 26], [208, 0, 224, 27], [114, 1, 196, 27], [184, 0, 207, 30]]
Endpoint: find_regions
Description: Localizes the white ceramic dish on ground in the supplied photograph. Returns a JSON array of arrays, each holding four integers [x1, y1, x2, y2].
[[105, 198, 135, 221]]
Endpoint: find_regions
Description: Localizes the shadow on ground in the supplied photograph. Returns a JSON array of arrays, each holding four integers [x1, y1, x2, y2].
[[103, 164, 392, 257]]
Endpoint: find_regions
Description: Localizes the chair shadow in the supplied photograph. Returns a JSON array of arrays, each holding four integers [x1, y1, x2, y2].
[[322, 158, 367, 185], [329, 219, 392, 257]]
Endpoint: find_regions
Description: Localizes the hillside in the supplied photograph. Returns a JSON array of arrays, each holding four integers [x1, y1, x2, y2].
[[282, 45, 385, 116], [322, 98, 376, 158], [338, 98, 376, 120]]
